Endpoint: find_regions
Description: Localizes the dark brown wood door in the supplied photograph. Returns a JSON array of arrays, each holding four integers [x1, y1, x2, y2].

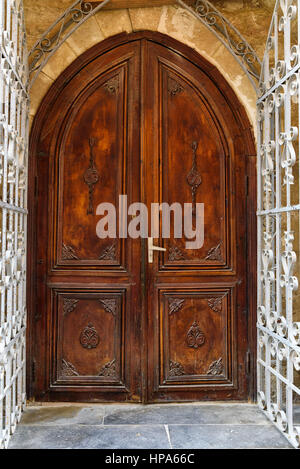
[[29, 33, 254, 403]]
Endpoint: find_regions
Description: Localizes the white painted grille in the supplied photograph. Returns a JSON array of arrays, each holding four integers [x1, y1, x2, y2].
[[257, 0, 300, 449], [0, 0, 28, 449]]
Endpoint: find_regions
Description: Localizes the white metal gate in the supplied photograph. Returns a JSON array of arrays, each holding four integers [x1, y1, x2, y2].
[[258, 0, 300, 449], [0, 0, 28, 449]]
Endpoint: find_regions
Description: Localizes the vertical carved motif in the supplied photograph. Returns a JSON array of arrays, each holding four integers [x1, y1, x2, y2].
[[62, 244, 79, 260], [186, 141, 202, 215], [207, 293, 227, 313], [99, 359, 116, 378], [61, 359, 79, 377], [79, 323, 100, 350], [207, 358, 224, 375], [168, 298, 185, 315], [205, 242, 223, 261], [100, 298, 118, 317], [186, 321, 206, 349], [169, 360, 185, 376], [104, 76, 119, 94], [168, 77, 183, 96], [84, 137, 99, 215], [99, 243, 117, 261], [63, 298, 79, 315], [169, 244, 185, 261]]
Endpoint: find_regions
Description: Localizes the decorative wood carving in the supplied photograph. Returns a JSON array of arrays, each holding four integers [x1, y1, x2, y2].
[[79, 323, 100, 349], [104, 76, 119, 94], [207, 358, 224, 376], [63, 298, 79, 316], [100, 298, 118, 317], [186, 141, 202, 215], [99, 243, 117, 261], [99, 359, 117, 378], [168, 77, 183, 96], [168, 298, 185, 315], [61, 359, 79, 377], [205, 242, 223, 261], [62, 243, 79, 260], [169, 244, 185, 261], [207, 293, 227, 313], [84, 137, 99, 215], [186, 321, 206, 349], [169, 360, 185, 376]]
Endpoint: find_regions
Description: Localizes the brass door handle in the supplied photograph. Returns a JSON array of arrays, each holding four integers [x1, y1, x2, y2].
[[148, 237, 166, 263]]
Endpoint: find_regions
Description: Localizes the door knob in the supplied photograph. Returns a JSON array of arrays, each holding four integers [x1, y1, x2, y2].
[[148, 237, 167, 263]]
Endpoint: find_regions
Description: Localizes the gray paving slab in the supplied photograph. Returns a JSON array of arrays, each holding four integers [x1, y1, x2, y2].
[[103, 404, 271, 426], [168, 424, 293, 449], [20, 405, 105, 426], [9, 424, 170, 449]]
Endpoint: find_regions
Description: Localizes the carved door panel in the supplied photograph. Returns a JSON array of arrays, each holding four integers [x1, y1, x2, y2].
[[143, 41, 248, 401], [31, 33, 251, 403], [33, 41, 142, 402]]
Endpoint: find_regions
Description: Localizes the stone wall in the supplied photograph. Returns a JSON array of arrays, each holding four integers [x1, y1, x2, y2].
[[26, 2, 262, 134], [24, 0, 276, 58]]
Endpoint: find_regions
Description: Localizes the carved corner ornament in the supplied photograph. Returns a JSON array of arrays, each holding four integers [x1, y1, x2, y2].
[[207, 358, 224, 376], [62, 243, 79, 260], [99, 359, 117, 378], [186, 141, 202, 216], [63, 298, 79, 316], [99, 243, 117, 261], [84, 137, 99, 215], [169, 360, 185, 377], [79, 323, 100, 350], [169, 298, 185, 315], [204, 242, 223, 261], [169, 244, 185, 262], [168, 77, 184, 96], [186, 321, 205, 349], [61, 359, 79, 377], [103, 76, 119, 94], [207, 293, 227, 313], [100, 298, 118, 317]]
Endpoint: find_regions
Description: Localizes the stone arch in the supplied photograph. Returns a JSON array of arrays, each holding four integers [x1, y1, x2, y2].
[[29, 5, 257, 131]]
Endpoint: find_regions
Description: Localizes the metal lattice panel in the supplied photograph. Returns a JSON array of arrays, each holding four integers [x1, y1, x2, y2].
[[258, 0, 300, 449], [0, 0, 28, 449]]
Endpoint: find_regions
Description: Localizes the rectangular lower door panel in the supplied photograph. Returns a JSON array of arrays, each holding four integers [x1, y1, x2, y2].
[[153, 287, 237, 392], [50, 289, 127, 391]]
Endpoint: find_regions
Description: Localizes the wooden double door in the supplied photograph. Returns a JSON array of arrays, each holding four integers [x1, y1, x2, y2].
[[29, 32, 254, 403]]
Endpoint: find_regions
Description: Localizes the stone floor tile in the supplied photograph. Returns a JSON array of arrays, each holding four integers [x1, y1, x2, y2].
[[168, 424, 293, 449]]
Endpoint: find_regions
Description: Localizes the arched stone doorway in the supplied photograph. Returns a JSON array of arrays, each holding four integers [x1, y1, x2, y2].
[[28, 30, 256, 403]]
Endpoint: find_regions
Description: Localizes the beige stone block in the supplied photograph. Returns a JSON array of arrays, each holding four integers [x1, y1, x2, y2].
[[42, 42, 77, 81], [66, 16, 105, 56], [94, 9, 132, 38], [129, 6, 164, 32], [211, 44, 257, 129], [158, 6, 220, 58], [29, 71, 54, 117]]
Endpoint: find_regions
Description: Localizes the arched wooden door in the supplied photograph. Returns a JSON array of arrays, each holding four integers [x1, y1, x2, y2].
[[28, 32, 256, 403]]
